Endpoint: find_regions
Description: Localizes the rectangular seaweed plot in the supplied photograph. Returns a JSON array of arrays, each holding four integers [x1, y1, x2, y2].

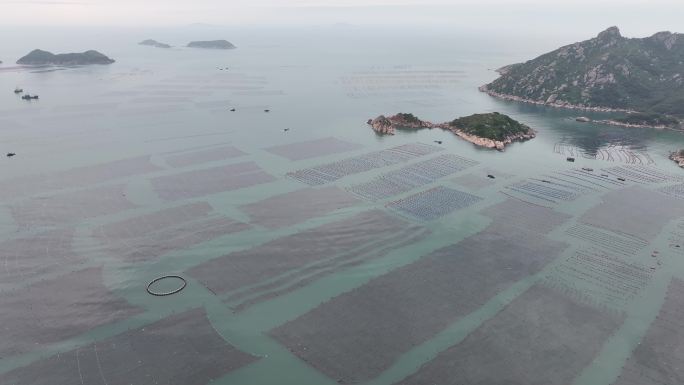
[[579, 186, 684, 241], [164, 145, 246, 168], [95, 203, 250, 262], [240, 186, 360, 229], [386, 186, 482, 221], [11, 184, 137, 227], [188, 210, 410, 295], [270, 224, 568, 384], [0, 267, 142, 357], [604, 165, 683, 184], [0, 228, 77, 284], [349, 154, 478, 200], [265, 137, 363, 161], [659, 183, 684, 199], [451, 173, 496, 190], [480, 198, 572, 235], [552, 169, 627, 191], [151, 162, 275, 201], [505, 180, 580, 204], [0, 308, 259, 385], [543, 248, 652, 309], [395, 284, 624, 385], [0, 156, 161, 200], [565, 224, 649, 256], [612, 278, 684, 385], [287, 143, 443, 186]]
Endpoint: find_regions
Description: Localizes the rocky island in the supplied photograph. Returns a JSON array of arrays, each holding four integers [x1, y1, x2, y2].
[[17, 49, 115, 65], [481, 27, 684, 129], [187, 40, 236, 49], [670, 150, 684, 169], [368, 112, 535, 150], [139, 39, 171, 48]]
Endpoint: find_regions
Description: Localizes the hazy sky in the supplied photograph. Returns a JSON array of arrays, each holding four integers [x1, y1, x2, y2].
[[1, 0, 682, 35]]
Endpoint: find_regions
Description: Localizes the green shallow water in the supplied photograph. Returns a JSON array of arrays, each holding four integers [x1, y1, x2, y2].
[[0, 26, 683, 385]]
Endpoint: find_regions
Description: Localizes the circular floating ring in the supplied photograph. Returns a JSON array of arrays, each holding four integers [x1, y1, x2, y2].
[[146, 275, 187, 296]]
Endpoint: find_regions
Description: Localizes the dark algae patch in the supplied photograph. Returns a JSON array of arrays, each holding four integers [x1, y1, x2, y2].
[[394, 285, 624, 385], [0, 308, 259, 385], [0, 267, 142, 357], [612, 278, 684, 385], [270, 215, 568, 383]]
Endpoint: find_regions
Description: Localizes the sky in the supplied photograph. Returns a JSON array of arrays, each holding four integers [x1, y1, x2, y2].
[[0, 0, 683, 36]]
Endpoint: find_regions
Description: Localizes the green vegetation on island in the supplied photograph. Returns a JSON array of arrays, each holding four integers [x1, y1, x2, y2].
[[449, 112, 533, 141], [482, 27, 684, 126]]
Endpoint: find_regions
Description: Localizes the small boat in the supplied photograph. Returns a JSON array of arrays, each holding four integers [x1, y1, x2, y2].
[[230, 108, 236, 112], [582, 167, 594, 172], [21, 94, 39, 100], [283, 128, 290, 132], [264, 109, 270, 113], [566, 157, 575, 162], [487, 174, 495, 179], [434, 140, 443, 144], [13, 88, 23, 94], [617, 177, 626, 182], [6, 152, 16, 157]]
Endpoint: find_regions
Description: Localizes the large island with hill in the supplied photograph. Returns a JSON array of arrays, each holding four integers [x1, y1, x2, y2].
[[187, 40, 236, 49], [17, 49, 115, 65], [481, 27, 684, 130], [368, 112, 535, 150]]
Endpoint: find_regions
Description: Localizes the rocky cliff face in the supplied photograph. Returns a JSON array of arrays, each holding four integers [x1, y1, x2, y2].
[[17, 49, 115, 65], [482, 27, 684, 118]]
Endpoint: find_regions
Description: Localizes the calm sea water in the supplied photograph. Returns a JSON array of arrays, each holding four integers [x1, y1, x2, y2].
[[1, 25, 684, 385]]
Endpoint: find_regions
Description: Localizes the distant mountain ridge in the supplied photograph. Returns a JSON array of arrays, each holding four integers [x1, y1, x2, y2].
[[481, 27, 684, 120]]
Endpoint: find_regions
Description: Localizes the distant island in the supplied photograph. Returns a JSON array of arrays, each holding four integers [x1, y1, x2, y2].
[[17, 49, 115, 65], [187, 40, 236, 49], [368, 112, 535, 150], [139, 39, 171, 48], [481, 27, 684, 129], [670, 150, 684, 168]]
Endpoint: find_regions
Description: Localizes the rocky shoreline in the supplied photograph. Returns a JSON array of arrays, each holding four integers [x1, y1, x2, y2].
[[574, 116, 683, 130], [367, 113, 535, 151], [479, 85, 635, 114], [670, 151, 684, 169]]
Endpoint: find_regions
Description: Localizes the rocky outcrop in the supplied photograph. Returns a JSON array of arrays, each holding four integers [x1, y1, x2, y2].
[[17, 49, 115, 65], [670, 150, 684, 168], [139, 39, 171, 48], [368, 113, 435, 135], [482, 27, 684, 121], [448, 125, 535, 151], [187, 40, 236, 49], [367, 112, 535, 151]]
